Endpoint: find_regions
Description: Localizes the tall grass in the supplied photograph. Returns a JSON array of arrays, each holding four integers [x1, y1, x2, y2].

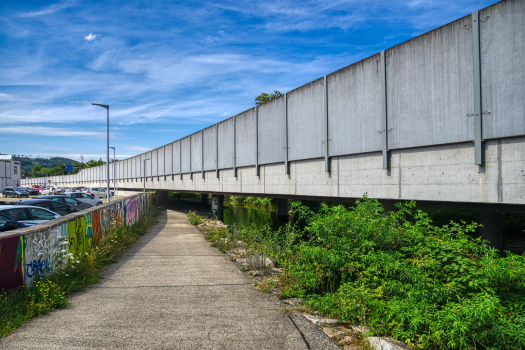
[[238, 197, 525, 350], [0, 206, 159, 338]]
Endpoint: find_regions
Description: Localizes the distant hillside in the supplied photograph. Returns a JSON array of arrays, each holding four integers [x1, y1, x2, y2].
[[8, 155, 78, 172]]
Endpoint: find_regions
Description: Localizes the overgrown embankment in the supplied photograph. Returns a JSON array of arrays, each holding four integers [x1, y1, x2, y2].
[[190, 197, 525, 350], [225, 195, 277, 210], [0, 206, 159, 338]]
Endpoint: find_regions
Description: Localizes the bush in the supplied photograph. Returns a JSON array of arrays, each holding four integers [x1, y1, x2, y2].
[[240, 196, 525, 349], [187, 210, 202, 225]]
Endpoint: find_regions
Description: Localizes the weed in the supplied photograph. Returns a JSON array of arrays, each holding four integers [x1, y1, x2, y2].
[[229, 196, 525, 349], [187, 210, 202, 225]]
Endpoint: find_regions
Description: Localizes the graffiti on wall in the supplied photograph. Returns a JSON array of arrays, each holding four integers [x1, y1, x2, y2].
[[68, 216, 88, 253], [0, 193, 153, 290], [126, 197, 139, 226], [0, 234, 24, 290], [23, 223, 70, 287], [92, 210, 101, 243]]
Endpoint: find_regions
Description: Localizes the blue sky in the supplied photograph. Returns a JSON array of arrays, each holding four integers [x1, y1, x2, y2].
[[0, 0, 498, 162]]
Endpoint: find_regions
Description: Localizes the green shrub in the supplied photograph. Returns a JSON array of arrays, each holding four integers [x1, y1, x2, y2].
[[240, 196, 525, 349], [187, 210, 202, 225]]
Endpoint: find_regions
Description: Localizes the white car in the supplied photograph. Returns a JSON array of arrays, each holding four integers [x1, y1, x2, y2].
[[0, 205, 61, 225], [41, 187, 57, 195], [61, 192, 103, 206], [82, 187, 113, 199]]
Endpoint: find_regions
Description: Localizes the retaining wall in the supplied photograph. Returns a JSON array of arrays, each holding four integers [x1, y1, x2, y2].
[[0, 193, 154, 290]]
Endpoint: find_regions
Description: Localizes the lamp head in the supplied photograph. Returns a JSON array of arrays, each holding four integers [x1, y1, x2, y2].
[[109, 147, 115, 150], [92, 103, 109, 109], [144, 158, 151, 161]]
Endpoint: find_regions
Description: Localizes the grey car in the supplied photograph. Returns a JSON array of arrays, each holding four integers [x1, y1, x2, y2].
[[60, 192, 103, 206], [35, 195, 94, 210], [2, 187, 29, 198], [0, 205, 61, 225]]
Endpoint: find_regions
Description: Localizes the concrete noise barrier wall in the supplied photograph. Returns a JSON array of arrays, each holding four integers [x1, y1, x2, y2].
[[0, 193, 154, 291], [21, 0, 524, 187]]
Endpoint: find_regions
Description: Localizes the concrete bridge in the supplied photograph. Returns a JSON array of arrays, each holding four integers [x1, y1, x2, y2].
[[23, 0, 525, 248]]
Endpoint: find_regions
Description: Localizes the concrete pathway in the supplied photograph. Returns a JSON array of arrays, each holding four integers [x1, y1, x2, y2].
[[0, 208, 309, 350]]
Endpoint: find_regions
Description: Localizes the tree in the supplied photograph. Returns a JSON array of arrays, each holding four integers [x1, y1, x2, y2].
[[86, 159, 106, 168], [255, 90, 283, 106]]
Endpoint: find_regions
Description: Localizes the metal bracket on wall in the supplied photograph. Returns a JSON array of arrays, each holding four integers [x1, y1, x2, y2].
[[189, 136, 193, 180], [179, 141, 183, 180], [215, 124, 219, 179], [233, 115, 237, 178], [471, 11, 484, 165], [381, 50, 391, 171], [323, 75, 331, 173], [201, 130, 205, 180], [255, 106, 260, 177], [284, 93, 290, 175]]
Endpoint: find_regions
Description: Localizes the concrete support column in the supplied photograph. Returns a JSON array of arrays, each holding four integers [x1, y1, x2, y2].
[[479, 211, 503, 250], [276, 198, 289, 225], [211, 195, 224, 221], [155, 191, 168, 205]]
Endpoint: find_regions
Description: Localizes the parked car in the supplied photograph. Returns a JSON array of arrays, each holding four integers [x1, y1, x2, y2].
[[60, 192, 103, 206], [0, 212, 31, 232], [23, 187, 40, 196], [82, 187, 113, 198], [0, 205, 61, 225], [73, 187, 83, 192], [2, 187, 29, 198], [64, 187, 73, 192], [56, 187, 65, 194], [11, 199, 80, 216], [35, 195, 94, 210], [41, 187, 57, 195]]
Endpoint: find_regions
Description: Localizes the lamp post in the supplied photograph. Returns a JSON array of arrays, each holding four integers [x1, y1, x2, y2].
[[143, 157, 150, 193], [92, 103, 110, 203], [109, 147, 116, 200]]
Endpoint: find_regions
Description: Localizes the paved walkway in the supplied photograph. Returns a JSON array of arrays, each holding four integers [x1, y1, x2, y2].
[[0, 208, 309, 350]]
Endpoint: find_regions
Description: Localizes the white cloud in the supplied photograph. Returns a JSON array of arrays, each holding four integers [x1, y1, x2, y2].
[[0, 126, 107, 138], [0, 93, 18, 101], [19, 1, 75, 18], [84, 33, 100, 41]]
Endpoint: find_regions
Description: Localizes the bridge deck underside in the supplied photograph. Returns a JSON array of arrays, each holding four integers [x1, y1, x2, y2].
[[48, 138, 525, 211]]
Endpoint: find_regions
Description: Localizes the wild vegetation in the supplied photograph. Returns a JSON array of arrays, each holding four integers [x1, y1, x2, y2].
[[225, 195, 276, 210], [0, 206, 159, 338], [193, 196, 525, 350]]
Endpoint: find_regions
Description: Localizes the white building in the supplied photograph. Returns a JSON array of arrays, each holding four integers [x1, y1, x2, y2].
[[0, 155, 21, 188]]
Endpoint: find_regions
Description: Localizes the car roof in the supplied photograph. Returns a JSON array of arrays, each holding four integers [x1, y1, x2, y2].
[[16, 199, 55, 203], [0, 205, 59, 210]]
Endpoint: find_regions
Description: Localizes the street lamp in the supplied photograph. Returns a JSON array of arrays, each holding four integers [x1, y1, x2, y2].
[[92, 103, 110, 203], [143, 158, 150, 193], [109, 147, 116, 200]]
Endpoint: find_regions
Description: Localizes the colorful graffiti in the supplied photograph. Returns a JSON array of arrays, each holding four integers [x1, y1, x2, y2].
[[0, 193, 154, 290], [126, 197, 139, 226], [68, 216, 88, 254], [92, 210, 101, 243], [0, 234, 24, 290]]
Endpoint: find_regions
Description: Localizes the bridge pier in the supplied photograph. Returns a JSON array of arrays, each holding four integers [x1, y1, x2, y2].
[[276, 198, 289, 225], [479, 212, 503, 250], [155, 191, 169, 205], [211, 195, 224, 221]]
